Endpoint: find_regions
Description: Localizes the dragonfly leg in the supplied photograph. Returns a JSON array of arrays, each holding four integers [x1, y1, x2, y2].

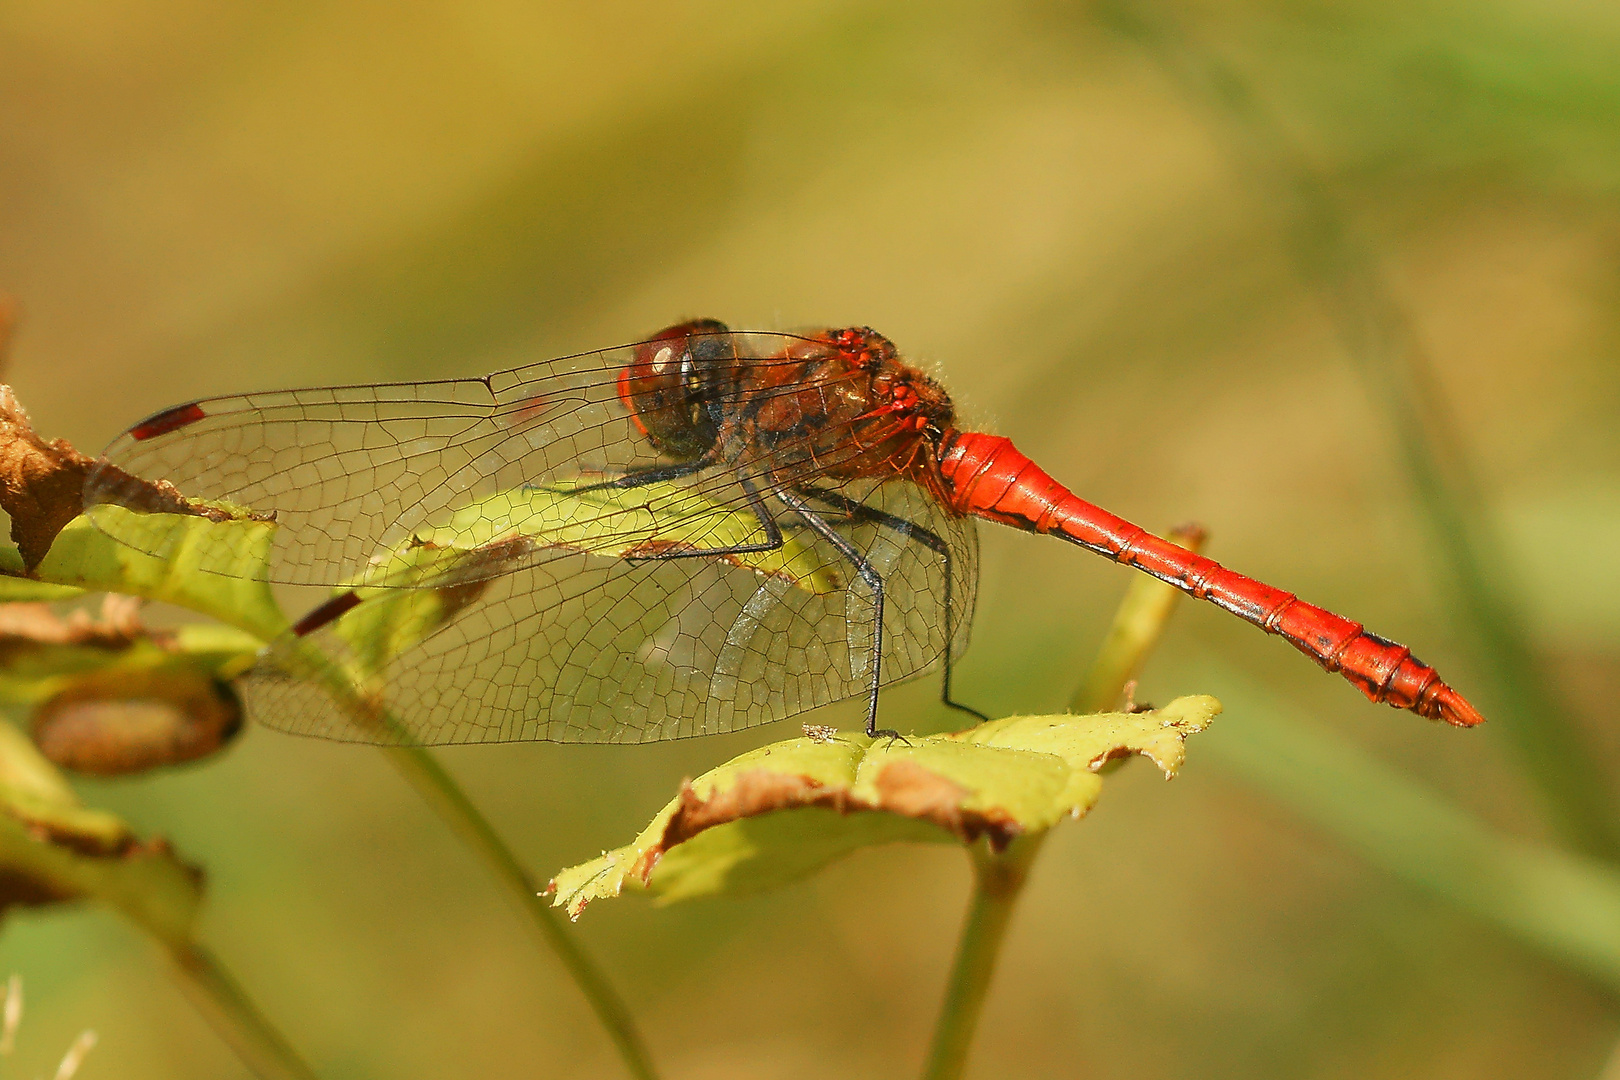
[[622, 475, 786, 561], [796, 485, 987, 725], [774, 488, 898, 741], [543, 453, 718, 496]]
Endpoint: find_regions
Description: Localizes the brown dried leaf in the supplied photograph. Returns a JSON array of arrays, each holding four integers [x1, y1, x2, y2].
[[0, 596, 154, 651], [32, 669, 243, 777], [0, 386, 223, 570]]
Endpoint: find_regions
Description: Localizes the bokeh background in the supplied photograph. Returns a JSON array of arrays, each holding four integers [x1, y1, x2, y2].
[[3, 1, 1619, 1077]]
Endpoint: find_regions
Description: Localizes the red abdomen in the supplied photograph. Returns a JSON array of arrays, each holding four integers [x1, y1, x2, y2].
[[936, 431, 1484, 727]]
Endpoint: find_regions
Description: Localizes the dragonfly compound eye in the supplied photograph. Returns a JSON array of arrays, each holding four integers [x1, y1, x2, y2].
[[617, 318, 735, 461]]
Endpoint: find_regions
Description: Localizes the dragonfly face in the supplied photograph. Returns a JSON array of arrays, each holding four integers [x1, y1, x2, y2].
[[615, 319, 732, 462]]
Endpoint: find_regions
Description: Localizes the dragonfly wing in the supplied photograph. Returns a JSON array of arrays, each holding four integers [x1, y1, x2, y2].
[[84, 343, 688, 587], [243, 477, 978, 744]]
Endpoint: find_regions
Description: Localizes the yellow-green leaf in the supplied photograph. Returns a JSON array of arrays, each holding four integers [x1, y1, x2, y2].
[[321, 480, 841, 681], [426, 482, 839, 595], [0, 720, 129, 851], [330, 540, 514, 681], [0, 624, 260, 707], [33, 509, 288, 642], [549, 695, 1220, 917]]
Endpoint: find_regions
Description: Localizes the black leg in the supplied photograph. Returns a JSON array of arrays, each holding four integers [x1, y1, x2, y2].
[[534, 458, 786, 560], [622, 475, 785, 562], [774, 487, 898, 741], [796, 485, 988, 725], [537, 453, 716, 496]]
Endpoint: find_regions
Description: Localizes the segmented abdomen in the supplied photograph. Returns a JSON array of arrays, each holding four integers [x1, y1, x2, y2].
[[937, 431, 1484, 727]]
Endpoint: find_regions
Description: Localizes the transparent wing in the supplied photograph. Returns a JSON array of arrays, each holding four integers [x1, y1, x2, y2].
[[87, 331, 981, 742], [86, 334, 821, 588], [245, 477, 978, 744], [87, 349, 631, 586]]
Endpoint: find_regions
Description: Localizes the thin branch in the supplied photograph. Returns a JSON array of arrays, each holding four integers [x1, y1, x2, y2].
[[920, 838, 1042, 1080], [1070, 524, 1206, 714], [164, 944, 321, 1080], [921, 522, 1201, 1078], [381, 746, 661, 1080]]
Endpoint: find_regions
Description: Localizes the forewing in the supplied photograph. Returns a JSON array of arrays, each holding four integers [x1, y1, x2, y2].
[[85, 330, 981, 742], [244, 477, 978, 744], [84, 343, 702, 587]]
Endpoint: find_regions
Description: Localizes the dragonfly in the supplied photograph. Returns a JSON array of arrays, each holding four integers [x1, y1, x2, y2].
[[82, 319, 1484, 745]]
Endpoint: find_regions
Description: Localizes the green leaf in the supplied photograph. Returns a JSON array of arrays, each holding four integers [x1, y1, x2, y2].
[[425, 482, 839, 595], [549, 695, 1220, 917], [649, 809, 954, 905], [0, 719, 129, 850], [0, 624, 260, 707], [0, 578, 87, 601], [329, 539, 520, 682], [33, 509, 288, 643], [14, 482, 841, 752], [325, 479, 839, 685]]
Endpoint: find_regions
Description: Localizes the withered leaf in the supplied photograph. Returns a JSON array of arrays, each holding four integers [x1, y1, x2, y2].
[[0, 387, 219, 570]]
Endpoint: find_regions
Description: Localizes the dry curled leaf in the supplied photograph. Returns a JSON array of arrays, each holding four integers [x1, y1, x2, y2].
[[0, 596, 254, 775], [0, 386, 230, 570], [549, 695, 1220, 917], [0, 596, 148, 651]]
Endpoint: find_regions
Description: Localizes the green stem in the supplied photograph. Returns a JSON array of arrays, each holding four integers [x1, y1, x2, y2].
[[5, 727, 320, 1080], [921, 838, 1042, 1080], [1101, 0, 1620, 861], [165, 942, 322, 1080], [380, 746, 660, 1080], [923, 526, 1198, 1077]]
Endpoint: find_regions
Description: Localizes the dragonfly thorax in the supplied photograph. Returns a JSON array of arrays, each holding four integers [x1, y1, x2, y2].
[[619, 321, 956, 487]]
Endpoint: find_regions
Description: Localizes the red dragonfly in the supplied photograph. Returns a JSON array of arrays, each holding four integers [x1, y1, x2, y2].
[[83, 319, 1483, 744]]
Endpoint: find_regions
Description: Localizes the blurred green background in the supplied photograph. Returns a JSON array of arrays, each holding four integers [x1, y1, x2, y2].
[[3, 0, 1619, 1076]]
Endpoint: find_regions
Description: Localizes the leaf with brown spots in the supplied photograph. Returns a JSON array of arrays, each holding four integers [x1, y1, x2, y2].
[[548, 695, 1220, 917]]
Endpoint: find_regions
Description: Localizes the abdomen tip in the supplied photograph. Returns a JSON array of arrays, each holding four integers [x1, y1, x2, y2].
[[1434, 686, 1486, 728]]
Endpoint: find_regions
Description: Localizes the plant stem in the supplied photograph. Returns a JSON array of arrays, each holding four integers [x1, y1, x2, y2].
[[28, 772, 321, 1079], [166, 942, 322, 1080], [921, 838, 1042, 1080], [1101, 0, 1620, 863], [922, 529, 1199, 1078], [380, 746, 660, 1080], [1070, 524, 1207, 715]]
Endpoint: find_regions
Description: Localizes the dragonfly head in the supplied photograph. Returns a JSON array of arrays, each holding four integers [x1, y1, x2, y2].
[[618, 319, 735, 461]]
